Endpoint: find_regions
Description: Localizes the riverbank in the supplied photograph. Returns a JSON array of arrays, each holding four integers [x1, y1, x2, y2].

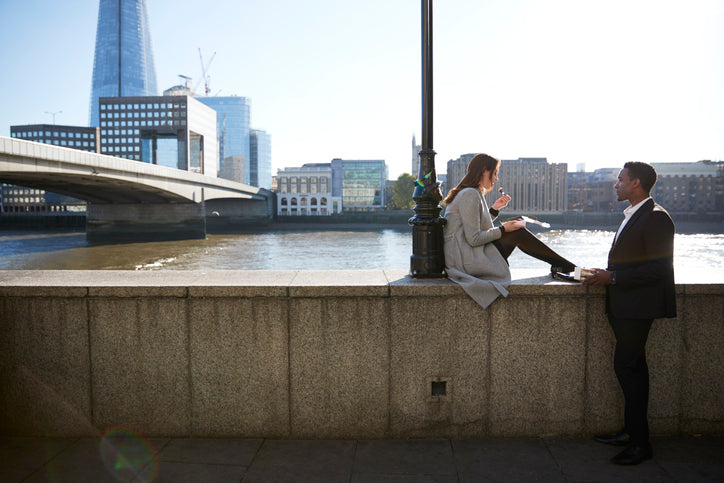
[[2, 210, 723, 234], [2, 270, 722, 440]]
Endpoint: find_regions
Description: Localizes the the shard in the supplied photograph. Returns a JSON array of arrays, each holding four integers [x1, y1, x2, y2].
[[89, 0, 158, 127]]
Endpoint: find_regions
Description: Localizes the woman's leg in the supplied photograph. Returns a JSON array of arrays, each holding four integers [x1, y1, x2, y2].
[[493, 228, 576, 272]]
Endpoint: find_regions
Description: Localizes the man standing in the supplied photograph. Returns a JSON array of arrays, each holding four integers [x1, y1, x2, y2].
[[583, 162, 676, 465]]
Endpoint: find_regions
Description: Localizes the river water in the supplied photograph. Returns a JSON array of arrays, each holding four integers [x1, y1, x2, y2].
[[1, 227, 722, 283]]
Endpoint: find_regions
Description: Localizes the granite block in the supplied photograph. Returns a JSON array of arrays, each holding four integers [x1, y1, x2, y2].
[[89, 297, 190, 436], [681, 293, 724, 433], [386, 271, 461, 298], [0, 297, 92, 436], [187, 270, 295, 297], [189, 297, 289, 437], [289, 270, 389, 298], [390, 295, 489, 438], [289, 297, 389, 438], [583, 295, 623, 433], [648, 315, 684, 434], [488, 293, 587, 436], [0, 286, 88, 298]]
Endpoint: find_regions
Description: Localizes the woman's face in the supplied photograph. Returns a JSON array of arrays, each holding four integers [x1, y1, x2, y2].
[[479, 165, 500, 191]]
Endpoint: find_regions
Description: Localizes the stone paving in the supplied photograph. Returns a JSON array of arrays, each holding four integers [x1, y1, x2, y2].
[[1, 435, 722, 482]]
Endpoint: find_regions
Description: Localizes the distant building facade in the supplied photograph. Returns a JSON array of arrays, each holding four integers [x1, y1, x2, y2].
[[331, 159, 387, 212], [446, 153, 476, 195], [197, 96, 251, 182], [250, 129, 272, 189], [568, 168, 620, 212], [89, 0, 158, 127], [219, 156, 245, 184], [276, 163, 342, 216], [568, 161, 724, 213], [275, 158, 388, 215], [98, 95, 217, 175], [445, 155, 568, 213], [10, 124, 100, 152], [652, 161, 723, 212], [4, 124, 99, 214]]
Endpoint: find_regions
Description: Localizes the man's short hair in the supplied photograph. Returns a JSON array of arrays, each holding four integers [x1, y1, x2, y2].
[[624, 161, 657, 193]]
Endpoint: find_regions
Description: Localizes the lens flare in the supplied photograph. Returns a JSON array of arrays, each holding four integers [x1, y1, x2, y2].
[[99, 428, 158, 482]]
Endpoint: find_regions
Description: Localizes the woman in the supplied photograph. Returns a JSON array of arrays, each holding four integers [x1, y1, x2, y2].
[[443, 153, 577, 308]]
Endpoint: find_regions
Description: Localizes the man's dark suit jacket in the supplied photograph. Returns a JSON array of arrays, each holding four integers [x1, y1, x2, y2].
[[607, 198, 677, 320]]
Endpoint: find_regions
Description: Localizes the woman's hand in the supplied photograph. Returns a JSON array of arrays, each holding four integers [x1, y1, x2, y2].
[[492, 195, 511, 211], [502, 220, 525, 232]]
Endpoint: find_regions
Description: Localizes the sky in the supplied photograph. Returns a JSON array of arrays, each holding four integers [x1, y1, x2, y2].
[[0, 0, 722, 180]]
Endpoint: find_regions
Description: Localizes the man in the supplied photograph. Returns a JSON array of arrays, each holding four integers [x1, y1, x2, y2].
[[583, 162, 676, 465]]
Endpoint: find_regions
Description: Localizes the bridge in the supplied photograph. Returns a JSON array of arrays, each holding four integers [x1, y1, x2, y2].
[[0, 136, 275, 241]]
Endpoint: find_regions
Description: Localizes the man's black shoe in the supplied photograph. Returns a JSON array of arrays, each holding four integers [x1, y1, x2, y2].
[[611, 444, 653, 465], [593, 431, 630, 446]]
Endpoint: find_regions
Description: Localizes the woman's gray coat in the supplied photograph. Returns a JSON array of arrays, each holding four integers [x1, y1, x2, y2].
[[443, 187, 511, 308]]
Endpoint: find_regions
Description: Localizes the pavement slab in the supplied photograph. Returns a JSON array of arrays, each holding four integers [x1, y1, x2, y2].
[[241, 440, 356, 483], [1, 435, 721, 483]]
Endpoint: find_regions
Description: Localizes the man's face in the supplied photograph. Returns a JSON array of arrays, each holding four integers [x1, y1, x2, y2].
[[614, 168, 637, 203]]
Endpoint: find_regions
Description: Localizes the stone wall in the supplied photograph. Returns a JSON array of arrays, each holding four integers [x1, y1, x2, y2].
[[0, 270, 721, 438]]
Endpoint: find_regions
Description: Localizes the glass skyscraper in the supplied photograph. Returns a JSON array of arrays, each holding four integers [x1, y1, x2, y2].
[[197, 96, 251, 183], [250, 129, 272, 189], [89, 0, 158, 127]]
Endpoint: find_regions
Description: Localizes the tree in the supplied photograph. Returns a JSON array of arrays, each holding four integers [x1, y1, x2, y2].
[[390, 173, 417, 210]]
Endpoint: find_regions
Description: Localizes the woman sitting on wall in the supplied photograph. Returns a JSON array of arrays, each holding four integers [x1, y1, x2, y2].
[[443, 153, 577, 308]]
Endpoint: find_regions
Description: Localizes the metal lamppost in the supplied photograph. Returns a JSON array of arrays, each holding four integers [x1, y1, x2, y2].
[[409, 0, 446, 278]]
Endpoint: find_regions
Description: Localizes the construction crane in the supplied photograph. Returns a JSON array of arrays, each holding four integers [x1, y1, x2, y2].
[[198, 48, 216, 96]]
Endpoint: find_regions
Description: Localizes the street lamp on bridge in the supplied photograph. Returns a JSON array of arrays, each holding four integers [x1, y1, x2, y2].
[[44, 110, 63, 125], [409, 0, 446, 278]]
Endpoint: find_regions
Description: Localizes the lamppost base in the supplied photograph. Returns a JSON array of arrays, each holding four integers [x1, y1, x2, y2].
[[409, 215, 446, 278]]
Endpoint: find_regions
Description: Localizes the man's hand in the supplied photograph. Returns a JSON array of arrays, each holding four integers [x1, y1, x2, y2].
[[583, 269, 611, 286]]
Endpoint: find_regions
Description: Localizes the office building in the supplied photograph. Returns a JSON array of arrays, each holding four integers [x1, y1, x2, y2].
[[219, 156, 245, 184], [652, 161, 723, 212], [98, 95, 217, 175], [10, 124, 99, 152], [275, 158, 388, 214], [89, 0, 158, 127], [445, 155, 568, 213], [331, 159, 388, 212], [568, 161, 724, 213], [250, 129, 272, 189], [5, 124, 99, 213], [197, 96, 251, 182], [568, 168, 621, 212], [495, 158, 568, 213], [276, 164, 342, 216], [446, 153, 476, 196]]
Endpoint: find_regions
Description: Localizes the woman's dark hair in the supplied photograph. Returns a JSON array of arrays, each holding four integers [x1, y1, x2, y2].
[[443, 153, 500, 204], [624, 161, 657, 193]]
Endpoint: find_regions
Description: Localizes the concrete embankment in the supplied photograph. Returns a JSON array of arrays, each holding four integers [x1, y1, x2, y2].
[[0, 270, 722, 438], [3, 210, 723, 234]]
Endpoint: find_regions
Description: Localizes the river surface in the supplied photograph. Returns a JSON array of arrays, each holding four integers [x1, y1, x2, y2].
[[0, 228, 722, 283]]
